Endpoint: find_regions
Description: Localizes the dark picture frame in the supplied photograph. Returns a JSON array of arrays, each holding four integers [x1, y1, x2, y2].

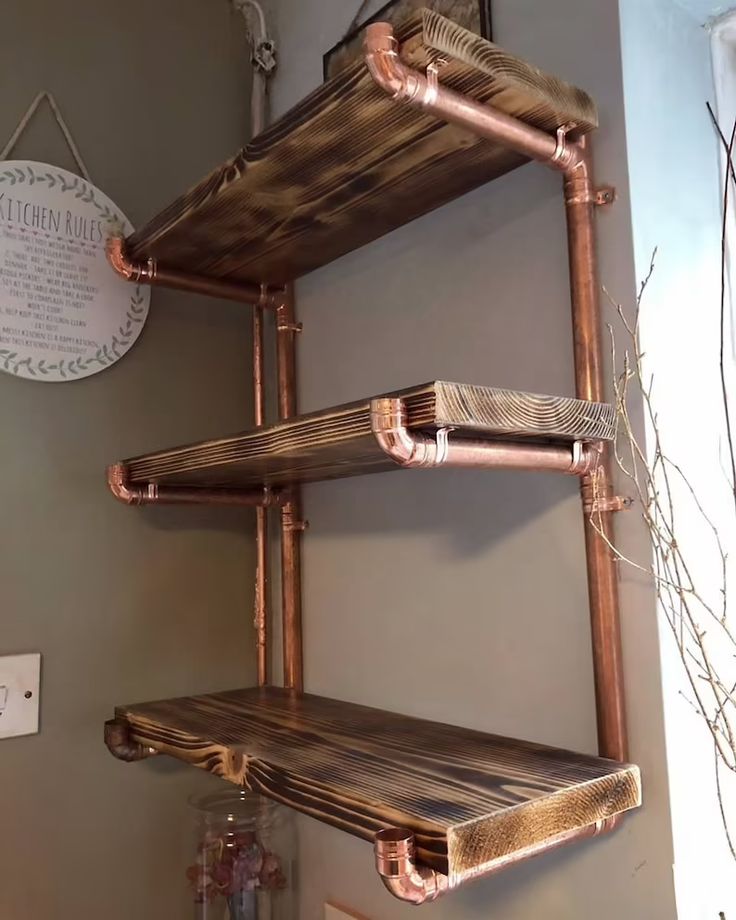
[[323, 0, 493, 81]]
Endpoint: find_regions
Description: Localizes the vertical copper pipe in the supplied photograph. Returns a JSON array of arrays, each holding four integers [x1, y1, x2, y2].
[[276, 285, 304, 692], [564, 138, 627, 762], [254, 300, 269, 686]]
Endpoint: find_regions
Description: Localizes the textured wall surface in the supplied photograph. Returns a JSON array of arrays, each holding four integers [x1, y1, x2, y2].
[[0, 2, 258, 918], [265, 0, 678, 918]]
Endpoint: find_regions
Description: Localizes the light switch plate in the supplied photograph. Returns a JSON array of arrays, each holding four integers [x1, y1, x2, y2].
[[0, 653, 40, 739]]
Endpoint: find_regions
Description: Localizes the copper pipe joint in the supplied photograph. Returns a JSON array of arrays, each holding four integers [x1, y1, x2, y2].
[[104, 719, 157, 763], [107, 463, 282, 508], [363, 23, 582, 172], [371, 398, 598, 475], [374, 829, 448, 904], [374, 819, 618, 903], [106, 235, 156, 283], [371, 397, 446, 468]]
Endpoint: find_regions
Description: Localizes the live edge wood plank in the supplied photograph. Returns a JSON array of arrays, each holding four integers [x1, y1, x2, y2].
[[111, 687, 641, 879]]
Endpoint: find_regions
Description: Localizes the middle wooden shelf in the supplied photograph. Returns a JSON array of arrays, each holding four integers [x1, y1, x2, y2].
[[111, 380, 615, 491]]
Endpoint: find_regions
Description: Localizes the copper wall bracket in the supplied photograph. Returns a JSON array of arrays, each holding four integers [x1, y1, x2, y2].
[[584, 493, 633, 514], [594, 186, 616, 207]]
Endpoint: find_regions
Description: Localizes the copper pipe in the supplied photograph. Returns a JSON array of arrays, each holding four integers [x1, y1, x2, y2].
[[363, 24, 581, 172], [106, 236, 282, 308], [375, 820, 614, 904], [104, 719, 157, 763], [365, 13, 628, 766], [371, 397, 598, 475], [275, 285, 304, 692], [564, 138, 627, 762], [254, 298, 269, 686], [362, 21, 630, 897], [107, 462, 281, 508]]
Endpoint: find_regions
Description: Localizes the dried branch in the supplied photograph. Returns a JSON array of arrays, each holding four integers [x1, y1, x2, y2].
[[593, 112, 736, 855]]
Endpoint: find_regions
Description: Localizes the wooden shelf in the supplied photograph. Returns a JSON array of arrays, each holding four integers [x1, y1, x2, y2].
[[108, 687, 641, 876], [123, 9, 597, 286], [118, 380, 615, 489]]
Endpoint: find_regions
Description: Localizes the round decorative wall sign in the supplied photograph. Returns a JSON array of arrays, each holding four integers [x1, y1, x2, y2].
[[0, 160, 150, 382]]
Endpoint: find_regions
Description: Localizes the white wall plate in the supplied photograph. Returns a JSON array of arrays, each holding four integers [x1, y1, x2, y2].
[[0, 653, 41, 738]]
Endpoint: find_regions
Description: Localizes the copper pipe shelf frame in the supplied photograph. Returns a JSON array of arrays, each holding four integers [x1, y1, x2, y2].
[[103, 10, 639, 905]]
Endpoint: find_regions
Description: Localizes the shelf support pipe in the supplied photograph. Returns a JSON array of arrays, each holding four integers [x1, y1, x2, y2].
[[106, 236, 283, 309], [364, 21, 628, 900], [254, 287, 269, 686], [564, 137, 627, 763], [371, 398, 598, 475], [275, 285, 305, 692], [107, 463, 283, 508]]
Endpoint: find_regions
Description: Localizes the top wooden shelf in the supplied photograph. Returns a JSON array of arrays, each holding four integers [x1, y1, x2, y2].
[[124, 9, 597, 286]]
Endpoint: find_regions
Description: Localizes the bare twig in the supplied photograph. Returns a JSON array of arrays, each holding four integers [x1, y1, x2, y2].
[[594, 112, 736, 854]]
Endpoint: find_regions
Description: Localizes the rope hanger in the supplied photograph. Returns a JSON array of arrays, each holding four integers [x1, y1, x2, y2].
[[1, 91, 92, 181]]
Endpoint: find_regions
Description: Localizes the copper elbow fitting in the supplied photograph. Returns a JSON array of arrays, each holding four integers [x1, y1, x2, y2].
[[371, 398, 447, 468], [104, 719, 157, 763], [106, 235, 156, 283], [107, 462, 155, 505], [364, 23, 426, 105], [374, 829, 448, 904]]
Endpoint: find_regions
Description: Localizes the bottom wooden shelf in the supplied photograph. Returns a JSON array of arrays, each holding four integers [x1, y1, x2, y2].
[[107, 687, 640, 876]]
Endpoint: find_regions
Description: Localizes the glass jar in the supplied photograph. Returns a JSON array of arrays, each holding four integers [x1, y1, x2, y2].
[[187, 790, 296, 920]]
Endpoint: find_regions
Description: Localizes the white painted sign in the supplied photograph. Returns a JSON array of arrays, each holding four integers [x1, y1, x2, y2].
[[0, 160, 149, 382]]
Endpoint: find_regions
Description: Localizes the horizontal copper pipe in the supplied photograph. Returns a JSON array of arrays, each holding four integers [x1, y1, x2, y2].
[[107, 463, 283, 508], [363, 23, 581, 173], [370, 397, 598, 475], [106, 236, 282, 308], [374, 820, 616, 904]]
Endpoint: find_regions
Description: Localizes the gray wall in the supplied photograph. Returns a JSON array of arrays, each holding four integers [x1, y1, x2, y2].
[[266, 1, 677, 918], [0, 2, 258, 918]]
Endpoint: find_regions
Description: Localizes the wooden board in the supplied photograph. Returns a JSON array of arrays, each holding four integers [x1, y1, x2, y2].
[[124, 9, 597, 285], [111, 687, 641, 880], [120, 381, 615, 489]]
